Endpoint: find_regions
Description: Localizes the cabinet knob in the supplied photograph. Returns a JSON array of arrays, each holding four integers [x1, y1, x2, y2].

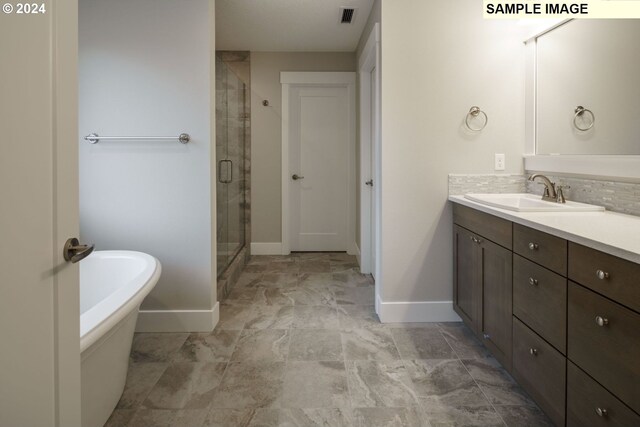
[[596, 269, 609, 280], [595, 407, 608, 417], [595, 316, 609, 327], [528, 277, 538, 286], [483, 333, 490, 340], [529, 348, 538, 356], [528, 242, 539, 250]]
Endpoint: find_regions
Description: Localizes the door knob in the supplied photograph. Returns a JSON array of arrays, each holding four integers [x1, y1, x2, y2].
[[365, 179, 373, 186], [292, 174, 304, 180], [63, 237, 95, 263]]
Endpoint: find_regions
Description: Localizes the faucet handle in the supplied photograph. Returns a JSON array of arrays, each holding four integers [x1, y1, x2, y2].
[[556, 185, 570, 203]]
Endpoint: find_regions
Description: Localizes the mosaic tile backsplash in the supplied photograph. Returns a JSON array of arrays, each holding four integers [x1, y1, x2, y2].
[[449, 173, 640, 217]]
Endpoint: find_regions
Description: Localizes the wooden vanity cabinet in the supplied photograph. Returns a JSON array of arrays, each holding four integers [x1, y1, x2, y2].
[[452, 202, 640, 427], [453, 204, 513, 370]]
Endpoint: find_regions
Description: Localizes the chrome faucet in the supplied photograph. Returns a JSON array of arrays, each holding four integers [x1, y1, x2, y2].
[[528, 174, 557, 202]]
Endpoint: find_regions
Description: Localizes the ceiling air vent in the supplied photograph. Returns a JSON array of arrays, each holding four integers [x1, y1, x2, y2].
[[340, 7, 356, 24]]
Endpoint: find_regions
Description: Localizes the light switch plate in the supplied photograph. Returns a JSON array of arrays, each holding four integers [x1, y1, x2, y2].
[[495, 153, 505, 171]]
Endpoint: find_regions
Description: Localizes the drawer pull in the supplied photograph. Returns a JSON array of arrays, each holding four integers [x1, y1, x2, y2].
[[483, 333, 490, 339], [529, 348, 538, 356], [528, 277, 538, 286], [528, 242, 539, 251], [595, 407, 608, 417], [595, 316, 609, 327], [596, 269, 610, 280], [469, 236, 483, 244]]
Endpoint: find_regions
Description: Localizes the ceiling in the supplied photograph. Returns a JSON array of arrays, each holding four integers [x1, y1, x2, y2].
[[215, 0, 375, 52]]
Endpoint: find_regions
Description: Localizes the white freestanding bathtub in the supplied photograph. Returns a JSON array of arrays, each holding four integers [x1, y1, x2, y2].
[[80, 251, 161, 427]]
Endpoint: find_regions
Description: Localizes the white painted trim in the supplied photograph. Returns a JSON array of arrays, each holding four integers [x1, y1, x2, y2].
[[281, 71, 357, 255], [135, 303, 219, 333], [524, 155, 640, 182], [354, 243, 361, 266], [250, 242, 284, 255], [377, 298, 461, 323]]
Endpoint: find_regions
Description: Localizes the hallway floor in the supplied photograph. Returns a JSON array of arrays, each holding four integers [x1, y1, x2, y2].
[[106, 253, 551, 427]]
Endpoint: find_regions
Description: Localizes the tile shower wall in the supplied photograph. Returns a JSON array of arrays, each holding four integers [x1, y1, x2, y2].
[[449, 173, 640, 218], [448, 174, 526, 196], [525, 174, 640, 217]]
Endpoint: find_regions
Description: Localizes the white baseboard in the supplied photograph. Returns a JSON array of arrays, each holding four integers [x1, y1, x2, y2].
[[251, 242, 283, 255], [347, 240, 358, 256], [354, 243, 361, 266], [377, 295, 461, 323], [135, 302, 219, 333]]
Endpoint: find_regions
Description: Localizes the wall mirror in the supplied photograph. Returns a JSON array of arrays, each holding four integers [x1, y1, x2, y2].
[[524, 19, 640, 179]]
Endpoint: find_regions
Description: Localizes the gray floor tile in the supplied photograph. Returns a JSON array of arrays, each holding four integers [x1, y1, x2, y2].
[[337, 305, 382, 329], [346, 360, 419, 408], [143, 362, 226, 409], [117, 362, 168, 409], [341, 328, 400, 361], [103, 409, 136, 427], [127, 409, 208, 427], [293, 306, 339, 329], [173, 329, 241, 362], [225, 286, 260, 304], [244, 305, 294, 329], [258, 273, 301, 288], [495, 405, 554, 427], [404, 360, 488, 406], [282, 361, 350, 408], [209, 362, 285, 409], [298, 259, 332, 273], [230, 329, 290, 363], [234, 272, 263, 288], [461, 358, 535, 406], [391, 328, 456, 360], [421, 402, 504, 427], [129, 333, 189, 363], [288, 329, 343, 361], [203, 408, 257, 427], [254, 287, 295, 305], [332, 271, 374, 287], [333, 286, 375, 305], [217, 303, 256, 330], [351, 407, 428, 427], [289, 284, 336, 306], [439, 323, 491, 359]]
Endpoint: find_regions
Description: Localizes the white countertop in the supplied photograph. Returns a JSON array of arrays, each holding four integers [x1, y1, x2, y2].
[[449, 195, 640, 264]]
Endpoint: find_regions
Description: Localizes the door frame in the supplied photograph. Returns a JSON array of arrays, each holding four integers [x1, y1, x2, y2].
[[281, 72, 357, 255], [358, 23, 381, 282]]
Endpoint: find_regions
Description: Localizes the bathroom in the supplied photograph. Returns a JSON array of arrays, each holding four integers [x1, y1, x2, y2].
[[1, 0, 639, 426]]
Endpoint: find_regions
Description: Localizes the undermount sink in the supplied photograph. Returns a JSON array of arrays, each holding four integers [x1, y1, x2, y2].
[[464, 193, 605, 212]]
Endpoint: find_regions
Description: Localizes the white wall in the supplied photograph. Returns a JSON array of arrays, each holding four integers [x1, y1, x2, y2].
[[250, 52, 356, 247], [79, 0, 216, 331], [379, 0, 527, 320]]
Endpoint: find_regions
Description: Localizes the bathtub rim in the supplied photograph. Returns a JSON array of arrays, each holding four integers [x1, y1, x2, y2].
[[80, 250, 161, 352]]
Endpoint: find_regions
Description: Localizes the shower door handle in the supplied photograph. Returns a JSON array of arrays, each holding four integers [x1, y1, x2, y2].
[[218, 160, 232, 183]]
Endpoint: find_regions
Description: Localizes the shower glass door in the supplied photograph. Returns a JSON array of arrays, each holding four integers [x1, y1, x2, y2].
[[216, 57, 246, 277]]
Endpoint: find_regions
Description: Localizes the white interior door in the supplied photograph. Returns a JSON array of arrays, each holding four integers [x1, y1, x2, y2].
[[289, 85, 349, 251], [0, 1, 81, 426]]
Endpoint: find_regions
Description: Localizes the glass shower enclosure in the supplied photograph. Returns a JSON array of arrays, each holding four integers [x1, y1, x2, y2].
[[216, 56, 246, 277]]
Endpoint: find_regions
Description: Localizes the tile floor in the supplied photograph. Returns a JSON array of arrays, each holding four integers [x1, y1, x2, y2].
[[105, 253, 552, 427]]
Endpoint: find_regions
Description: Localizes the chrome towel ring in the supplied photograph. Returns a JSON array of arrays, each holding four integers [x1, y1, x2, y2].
[[573, 106, 595, 131], [465, 106, 488, 132]]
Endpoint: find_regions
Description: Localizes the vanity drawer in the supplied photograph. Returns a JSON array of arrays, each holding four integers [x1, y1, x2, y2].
[[568, 282, 640, 414], [567, 361, 640, 427], [569, 242, 640, 313], [453, 204, 512, 249], [514, 224, 567, 275], [513, 317, 566, 427], [513, 255, 567, 353]]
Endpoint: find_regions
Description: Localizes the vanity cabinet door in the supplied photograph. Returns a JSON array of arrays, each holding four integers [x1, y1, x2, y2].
[[453, 225, 481, 335], [481, 238, 513, 371]]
